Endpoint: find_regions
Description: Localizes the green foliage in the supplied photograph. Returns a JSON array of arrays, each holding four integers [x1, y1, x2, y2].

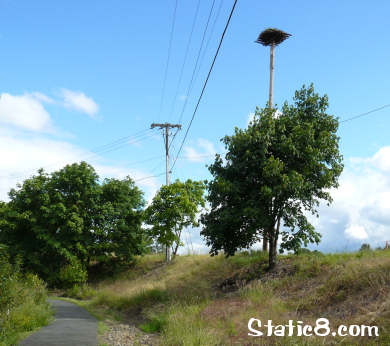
[[0, 162, 148, 286], [359, 243, 371, 251], [146, 179, 205, 255], [139, 314, 167, 333], [97, 177, 147, 263], [63, 284, 97, 300], [201, 84, 343, 269], [0, 247, 52, 345], [58, 258, 88, 288]]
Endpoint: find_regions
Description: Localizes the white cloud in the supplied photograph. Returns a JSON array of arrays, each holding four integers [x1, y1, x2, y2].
[[372, 146, 390, 172], [344, 224, 368, 240], [31, 92, 55, 104], [0, 93, 53, 132], [306, 147, 390, 251], [183, 138, 216, 162], [0, 129, 161, 202], [61, 89, 99, 117]]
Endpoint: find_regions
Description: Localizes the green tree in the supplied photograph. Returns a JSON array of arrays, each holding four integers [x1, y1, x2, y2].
[[359, 243, 371, 251], [146, 179, 205, 258], [0, 162, 147, 285], [98, 177, 147, 263], [201, 85, 343, 269]]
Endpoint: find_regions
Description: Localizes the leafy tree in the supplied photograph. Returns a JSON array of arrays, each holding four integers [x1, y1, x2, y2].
[[201, 85, 343, 269], [98, 177, 147, 263], [146, 179, 205, 258], [0, 162, 147, 285], [359, 243, 371, 251]]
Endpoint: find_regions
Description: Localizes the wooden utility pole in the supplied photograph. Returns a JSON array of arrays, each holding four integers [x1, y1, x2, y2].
[[151, 122, 181, 262], [269, 44, 275, 108], [255, 28, 291, 252]]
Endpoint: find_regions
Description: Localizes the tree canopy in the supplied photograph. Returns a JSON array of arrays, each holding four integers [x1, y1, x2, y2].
[[201, 84, 344, 269], [0, 162, 147, 285], [145, 179, 205, 258]]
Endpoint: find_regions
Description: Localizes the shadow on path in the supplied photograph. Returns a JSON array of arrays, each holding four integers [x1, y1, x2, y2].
[[19, 299, 97, 346]]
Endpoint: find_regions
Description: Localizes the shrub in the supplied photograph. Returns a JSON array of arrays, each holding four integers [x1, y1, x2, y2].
[[360, 243, 371, 251], [64, 284, 96, 300], [0, 246, 52, 345], [58, 258, 88, 288]]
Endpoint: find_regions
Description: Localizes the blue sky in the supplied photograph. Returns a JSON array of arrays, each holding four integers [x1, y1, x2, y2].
[[1, 0, 390, 253]]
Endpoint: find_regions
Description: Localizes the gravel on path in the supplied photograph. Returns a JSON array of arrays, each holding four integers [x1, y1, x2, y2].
[[100, 322, 160, 346]]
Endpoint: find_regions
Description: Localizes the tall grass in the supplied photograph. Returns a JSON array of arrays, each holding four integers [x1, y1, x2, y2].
[[0, 250, 52, 345], [71, 249, 390, 345]]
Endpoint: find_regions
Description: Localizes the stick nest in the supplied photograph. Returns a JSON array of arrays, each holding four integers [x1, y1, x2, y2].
[[255, 28, 291, 46]]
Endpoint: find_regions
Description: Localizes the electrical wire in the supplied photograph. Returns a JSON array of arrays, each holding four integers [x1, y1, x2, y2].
[[159, 0, 179, 118], [133, 171, 166, 183], [171, 0, 238, 170], [1, 128, 154, 180], [90, 129, 150, 153], [339, 104, 390, 124], [176, 0, 217, 124], [195, 0, 225, 83], [168, 0, 201, 121]]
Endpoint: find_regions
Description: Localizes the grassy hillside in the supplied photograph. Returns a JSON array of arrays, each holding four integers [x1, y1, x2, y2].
[[62, 250, 390, 345]]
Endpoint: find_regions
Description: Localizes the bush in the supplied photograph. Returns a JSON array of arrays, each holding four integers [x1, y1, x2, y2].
[[58, 258, 88, 288], [0, 247, 52, 345], [64, 284, 96, 300], [360, 243, 371, 251]]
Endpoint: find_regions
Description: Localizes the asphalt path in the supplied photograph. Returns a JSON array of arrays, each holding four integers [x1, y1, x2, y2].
[[19, 299, 97, 346]]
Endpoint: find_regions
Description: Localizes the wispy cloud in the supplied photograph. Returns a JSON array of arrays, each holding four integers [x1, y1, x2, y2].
[[31, 92, 55, 104], [61, 89, 99, 117], [183, 138, 217, 162]]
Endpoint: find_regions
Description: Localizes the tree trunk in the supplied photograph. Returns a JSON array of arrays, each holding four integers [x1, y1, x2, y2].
[[262, 237, 268, 252], [172, 227, 181, 257], [173, 241, 180, 257], [268, 216, 281, 270], [268, 233, 277, 270]]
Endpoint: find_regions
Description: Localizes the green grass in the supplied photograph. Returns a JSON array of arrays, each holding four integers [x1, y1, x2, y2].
[[139, 314, 167, 333]]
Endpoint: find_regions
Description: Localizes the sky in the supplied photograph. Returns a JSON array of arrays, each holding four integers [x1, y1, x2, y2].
[[1, 0, 390, 254]]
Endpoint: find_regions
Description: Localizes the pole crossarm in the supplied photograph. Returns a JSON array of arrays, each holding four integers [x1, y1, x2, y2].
[[151, 123, 182, 130]]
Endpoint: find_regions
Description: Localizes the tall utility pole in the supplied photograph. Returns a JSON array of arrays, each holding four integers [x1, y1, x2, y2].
[[255, 28, 291, 108], [151, 122, 181, 262], [255, 28, 291, 251]]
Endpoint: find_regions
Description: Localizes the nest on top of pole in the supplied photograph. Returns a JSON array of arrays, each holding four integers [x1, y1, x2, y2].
[[255, 28, 291, 46]]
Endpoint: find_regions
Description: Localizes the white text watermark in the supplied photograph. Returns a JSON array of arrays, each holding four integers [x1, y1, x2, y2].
[[248, 318, 379, 337]]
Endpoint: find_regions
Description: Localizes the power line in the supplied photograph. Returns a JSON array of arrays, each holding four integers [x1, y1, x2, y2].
[[196, 0, 225, 83], [339, 104, 390, 124], [90, 129, 150, 153], [159, 0, 179, 118], [176, 0, 217, 124], [134, 172, 166, 183], [1, 128, 154, 180], [118, 155, 164, 167], [172, 0, 238, 170], [168, 0, 201, 121], [87, 132, 154, 157]]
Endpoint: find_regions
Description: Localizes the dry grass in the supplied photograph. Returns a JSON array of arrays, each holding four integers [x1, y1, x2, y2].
[[70, 250, 390, 345]]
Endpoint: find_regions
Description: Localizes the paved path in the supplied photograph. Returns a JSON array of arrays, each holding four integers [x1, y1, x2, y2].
[[19, 299, 97, 346]]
